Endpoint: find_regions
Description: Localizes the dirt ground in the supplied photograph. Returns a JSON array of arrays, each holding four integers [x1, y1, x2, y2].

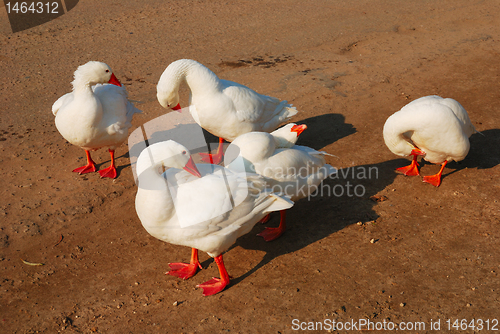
[[1, 0, 500, 333]]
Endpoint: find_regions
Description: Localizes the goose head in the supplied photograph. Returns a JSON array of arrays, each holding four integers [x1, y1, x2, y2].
[[136, 140, 201, 178], [270, 123, 307, 148], [383, 128, 422, 157], [157, 74, 182, 111], [72, 61, 122, 89], [157, 89, 181, 110], [291, 124, 307, 136]]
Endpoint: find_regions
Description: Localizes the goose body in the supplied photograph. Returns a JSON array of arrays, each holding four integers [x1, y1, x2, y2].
[[383, 95, 476, 186], [135, 140, 293, 295], [53, 61, 141, 178], [157, 59, 298, 163], [224, 123, 337, 240]]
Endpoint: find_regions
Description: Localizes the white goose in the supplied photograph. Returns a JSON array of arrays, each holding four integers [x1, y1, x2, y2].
[[52, 61, 141, 178], [224, 123, 337, 241], [383, 95, 477, 187], [135, 140, 293, 296], [156, 59, 298, 164]]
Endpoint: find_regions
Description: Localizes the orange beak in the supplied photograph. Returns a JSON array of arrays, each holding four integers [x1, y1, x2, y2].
[[410, 148, 425, 156], [172, 103, 182, 112], [108, 73, 122, 87], [291, 124, 307, 136], [183, 157, 201, 178]]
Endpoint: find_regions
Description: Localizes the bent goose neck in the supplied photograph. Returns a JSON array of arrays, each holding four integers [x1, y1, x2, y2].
[[383, 114, 417, 155], [177, 60, 221, 96]]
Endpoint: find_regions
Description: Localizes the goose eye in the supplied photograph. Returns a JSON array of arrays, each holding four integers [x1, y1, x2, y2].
[[105, 69, 109, 73], [182, 150, 187, 155]]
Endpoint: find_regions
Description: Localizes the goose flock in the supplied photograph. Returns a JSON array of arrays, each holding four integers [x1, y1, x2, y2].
[[52, 59, 479, 296]]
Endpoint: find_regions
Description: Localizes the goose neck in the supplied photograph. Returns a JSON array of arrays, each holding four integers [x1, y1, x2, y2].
[[175, 60, 221, 95]]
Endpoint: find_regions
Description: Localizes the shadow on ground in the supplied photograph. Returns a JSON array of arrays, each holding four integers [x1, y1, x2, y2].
[[223, 158, 403, 289]]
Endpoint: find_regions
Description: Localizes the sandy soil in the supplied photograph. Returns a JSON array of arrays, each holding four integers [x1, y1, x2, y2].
[[1, 0, 500, 333]]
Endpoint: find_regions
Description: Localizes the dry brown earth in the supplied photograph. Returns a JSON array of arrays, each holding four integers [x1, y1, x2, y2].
[[1, 1, 499, 333]]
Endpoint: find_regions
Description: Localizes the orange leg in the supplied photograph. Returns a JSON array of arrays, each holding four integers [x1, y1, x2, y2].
[[199, 137, 225, 164], [259, 214, 271, 224], [257, 210, 286, 242], [197, 254, 230, 296], [423, 160, 448, 187], [98, 150, 118, 179], [395, 148, 425, 176], [167, 248, 202, 280], [72, 150, 96, 174]]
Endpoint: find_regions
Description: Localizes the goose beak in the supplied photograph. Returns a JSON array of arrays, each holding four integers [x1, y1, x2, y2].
[[172, 103, 182, 112], [410, 148, 425, 156], [291, 124, 307, 136], [183, 157, 201, 178], [108, 73, 122, 87]]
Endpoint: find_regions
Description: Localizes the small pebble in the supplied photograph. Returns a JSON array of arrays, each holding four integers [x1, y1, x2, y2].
[[173, 301, 178, 306]]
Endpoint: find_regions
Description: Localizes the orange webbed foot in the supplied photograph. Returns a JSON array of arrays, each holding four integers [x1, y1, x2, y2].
[[200, 138, 225, 164], [98, 150, 117, 178], [196, 255, 230, 296], [197, 277, 229, 296], [73, 150, 96, 174], [395, 163, 420, 176], [73, 163, 96, 174], [423, 174, 442, 187], [257, 211, 286, 242], [167, 262, 202, 280], [422, 161, 447, 187], [98, 165, 117, 179], [167, 248, 202, 279], [395, 149, 424, 176], [257, 226, 285, 242]]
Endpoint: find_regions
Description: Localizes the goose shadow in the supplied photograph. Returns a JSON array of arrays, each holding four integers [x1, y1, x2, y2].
[[95, 136, 195, 179], [295, 113, 356, 150], [221, 158, 402, 289], [202, 113, 356, 152], [127, 119, 214, 182], [127, 112, 355, 167]]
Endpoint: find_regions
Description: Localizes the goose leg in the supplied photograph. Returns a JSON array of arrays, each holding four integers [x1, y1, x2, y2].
[[197, 254, 230, 296], [200, 137, 225, 164], [395, 148, 425, 176], [167, 248, 202, 280], [259, 214, 271, 224], [257, 210, 286, 242], [98, 150, 118, 179], [423, 161, 448, 187], [73, 150, 96, 174]]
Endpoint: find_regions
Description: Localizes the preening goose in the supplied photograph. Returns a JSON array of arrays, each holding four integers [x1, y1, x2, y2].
[[52, 61, 141, 178], [383, 95, 477, 186], [156, 59, 298, 164], [224, 123, 336, 240]]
